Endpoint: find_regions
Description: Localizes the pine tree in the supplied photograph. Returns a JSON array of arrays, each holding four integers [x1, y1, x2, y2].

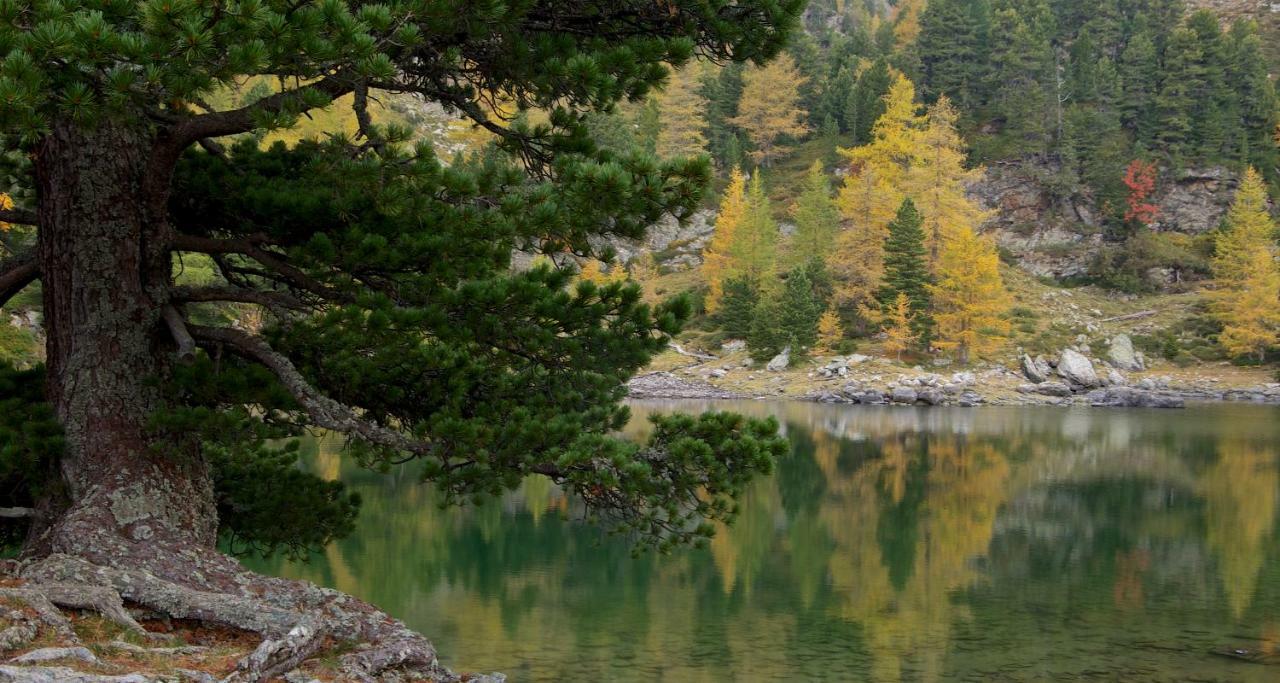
[[1212, 168, 1280, 361], [882, 293, 917, 361], [719, 276, 759, 342], [748, 296, 786, 362], [790, 162, 840, 267], [1119, 30, 1160, 146], [0, 0, 800, 664], [850, 58, 894, 145], [702, 168, 749, 314], [656, 65, 711, 160], [729, 53, 811, 166], [1155, 26, 1206, 163], [931, 227, 1012, 364], [729, 174, 780, 283], [777, 266, 825, 353], [917, 0, 989, 111], [701, 64, 746, 170], [987, 1, 1057, 157], [878, 199, 934, 342]]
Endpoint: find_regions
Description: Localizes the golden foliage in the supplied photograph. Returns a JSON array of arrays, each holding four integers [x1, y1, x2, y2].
[[578, 259, 626, 285], [882, 293, 916, 361], [729, 53, 810, 166], [655, 65, 710, 160], [702, 168, 748, 314], [817, 309, 845, 351], [905, 96, 993, 262], [931, 227, 1011, 364], [1211, 167, 1280, 361]]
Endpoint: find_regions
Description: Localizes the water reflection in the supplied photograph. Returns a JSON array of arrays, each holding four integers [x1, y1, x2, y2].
[[248, 403, 1280, 681]]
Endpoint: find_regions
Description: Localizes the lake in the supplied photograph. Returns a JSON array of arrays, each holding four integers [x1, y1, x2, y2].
[[249, 402, 1280, 682]]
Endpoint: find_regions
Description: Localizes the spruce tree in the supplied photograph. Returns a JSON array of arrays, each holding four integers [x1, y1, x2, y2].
[[877, 199, 934, 343], [850, 57, 894, 145], [718, 276, 759, 342], [777, 266, 824, 353], [0, 1, 800, 674]]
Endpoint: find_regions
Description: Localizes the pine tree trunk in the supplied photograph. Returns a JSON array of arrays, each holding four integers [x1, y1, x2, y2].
[[23, 120, 218, 561]]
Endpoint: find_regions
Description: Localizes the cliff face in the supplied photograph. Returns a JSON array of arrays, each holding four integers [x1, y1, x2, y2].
[[970, 163, 1242, 280]]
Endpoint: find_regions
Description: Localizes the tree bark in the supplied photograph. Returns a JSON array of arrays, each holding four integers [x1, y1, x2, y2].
[[24, 120, 218, 561]]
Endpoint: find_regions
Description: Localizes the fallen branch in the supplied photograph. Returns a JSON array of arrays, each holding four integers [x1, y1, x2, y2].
[[670, 343, 717, 362], [0, 508, 34, 519]]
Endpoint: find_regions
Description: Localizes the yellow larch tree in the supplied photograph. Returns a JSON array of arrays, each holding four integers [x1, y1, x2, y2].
[[729, 53, 810, 167], [905, 96, 993, 264], [727, 173, 779, 283], [893, 0, 926, 49], [833, 73, 924, 315], [655, 64, 710, 160], [1211, 167, 1280, 361], [931, 227, 1011, 365], [578, 259, 626, 286], [702, 167, 748, 314], [817, 309, 845, 351], [882, 293, 916, 361]]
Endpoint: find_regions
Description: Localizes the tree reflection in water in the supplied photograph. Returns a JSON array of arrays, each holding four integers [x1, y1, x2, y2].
[[248, 403, 1280, 682]]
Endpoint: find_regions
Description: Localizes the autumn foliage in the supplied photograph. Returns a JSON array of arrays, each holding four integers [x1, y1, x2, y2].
[[1122, 159, 1159, 225]]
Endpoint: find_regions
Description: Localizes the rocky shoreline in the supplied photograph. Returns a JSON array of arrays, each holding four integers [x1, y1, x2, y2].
[[629, 336, 1280, 409]]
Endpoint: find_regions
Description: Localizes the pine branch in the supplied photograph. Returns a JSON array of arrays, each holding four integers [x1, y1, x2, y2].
[[0, 250, 38, 308], [188, 325, 434, 458], [172, 285, 306, 312], [172, 235, 346, 302]]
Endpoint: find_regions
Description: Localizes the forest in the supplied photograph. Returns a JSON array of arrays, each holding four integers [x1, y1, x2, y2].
[[566, 0, 1280, 369]]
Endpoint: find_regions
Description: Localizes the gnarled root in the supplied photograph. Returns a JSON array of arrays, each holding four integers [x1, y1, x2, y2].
[[1, 553, 480, 682]]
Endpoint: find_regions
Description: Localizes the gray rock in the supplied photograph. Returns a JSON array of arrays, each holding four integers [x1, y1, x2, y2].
[[891, 387, 919, 404], [1021, 354, 1048, 383], [709, 368, 727, 379], [766, 347, 791, 372], [1057, 349, 1100, 388], [0, 666, 151, 682], [1035, 381, 1074, 397], [720, 340, 747, 353], [1106, 369, 1128, 387], [847, 354, 871, 364], [950, 371, 976, 386], [918, 388, 947, 406], [1107, 334, 1143, 371], [11, 647, 98, 664], [958, 391, 985, 407]]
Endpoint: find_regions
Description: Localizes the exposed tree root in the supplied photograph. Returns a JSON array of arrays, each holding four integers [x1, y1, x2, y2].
[[0, 553, 503, 682]]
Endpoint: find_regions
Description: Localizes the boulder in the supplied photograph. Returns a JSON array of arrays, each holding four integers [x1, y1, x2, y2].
[[846, 354, 871, 365], [1057, 349, 1100, 388], [891, 387, 919, 404], [1021, 355, 1049, 383], [958, 391, 985, 407], [1106, 369, 1128, 387], [766, 347, 791, 372], [1035, 381, 1074, 397], [1107, 334, 1143, 371], [721, 339, 747, 353], [918, 388, 947, 406]]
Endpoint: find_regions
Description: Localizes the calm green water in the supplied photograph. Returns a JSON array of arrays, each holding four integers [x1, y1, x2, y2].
[[249, 403, 1280, 682]]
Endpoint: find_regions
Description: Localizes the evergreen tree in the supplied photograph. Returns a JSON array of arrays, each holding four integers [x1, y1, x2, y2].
[[931, 227, 1012, 364], [1119, 30, 1160, 146], [1225, 20, 1280, 180], [987, 1, 1057, 157], [791, 162, 840, 267], [719, 276, 760, 342], [917, 0, 989, 111], [0, 0, 800, 668], [1155, 26, 1205, 163], [702, 168, 749, 314], [729, 53, 811, 166], [748, 296, 786, 362], [701, 64, 747, 170], [777, 266, 825, 353], [849, 58, 894, 145], [877, 199, 934, 342]]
